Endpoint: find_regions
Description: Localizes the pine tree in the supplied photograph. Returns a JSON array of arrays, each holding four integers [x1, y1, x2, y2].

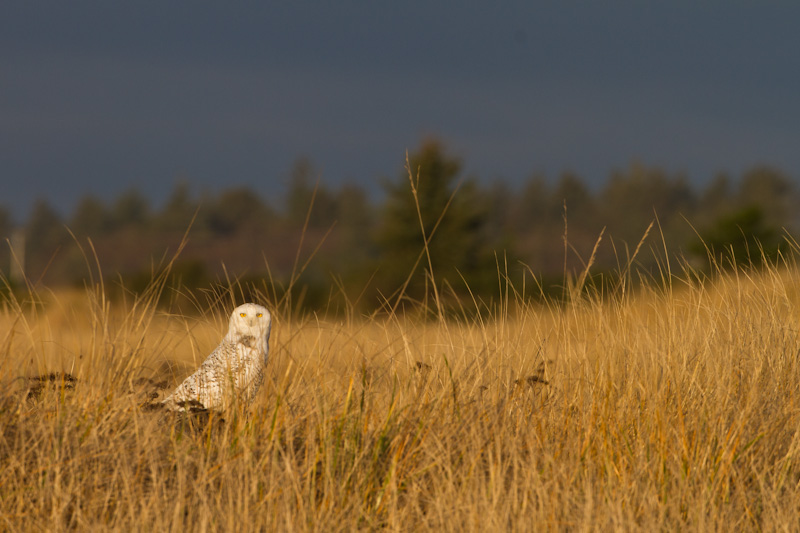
[[376, 139, 489, 302], [71, 195, 112, 236]]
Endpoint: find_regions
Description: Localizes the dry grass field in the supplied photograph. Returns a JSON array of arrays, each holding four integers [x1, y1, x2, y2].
[[4, 255, 800, 531]]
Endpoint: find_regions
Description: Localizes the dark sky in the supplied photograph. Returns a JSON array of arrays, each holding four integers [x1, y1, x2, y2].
[[3, 2, 800, 221]]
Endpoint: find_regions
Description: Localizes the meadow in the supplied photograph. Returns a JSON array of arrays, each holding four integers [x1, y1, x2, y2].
[[3, 250, 800, 531]]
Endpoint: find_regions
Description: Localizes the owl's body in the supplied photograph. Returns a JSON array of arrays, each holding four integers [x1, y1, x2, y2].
[[162, 303, 272, 412]]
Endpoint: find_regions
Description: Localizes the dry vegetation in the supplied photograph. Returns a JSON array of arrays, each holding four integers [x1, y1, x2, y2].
[[4, 253, 800, 531]]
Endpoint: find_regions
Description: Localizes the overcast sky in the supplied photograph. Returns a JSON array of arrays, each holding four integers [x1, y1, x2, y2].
[[2, 2, 800, 221]]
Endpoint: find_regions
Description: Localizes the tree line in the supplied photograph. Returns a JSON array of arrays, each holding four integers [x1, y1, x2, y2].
[[2, 138, 798, 311]]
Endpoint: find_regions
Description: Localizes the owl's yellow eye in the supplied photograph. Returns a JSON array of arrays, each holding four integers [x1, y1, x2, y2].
[[240, 313, 247, 317], [256, 313, 262, 317]]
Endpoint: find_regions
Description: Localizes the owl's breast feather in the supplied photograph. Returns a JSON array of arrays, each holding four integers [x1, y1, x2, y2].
[[238, 335, 256, 348]]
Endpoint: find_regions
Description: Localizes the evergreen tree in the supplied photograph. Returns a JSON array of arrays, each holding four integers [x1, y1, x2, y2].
[[71, 195, 112, 236], [286, 157, 336, 229], [156, 182, 198, 232], [335, 182, 372, 247], [25, 199, 68, 279], [0, 205, 11, 241], [376, 139, 489, 301], [697, 173, 733, 226], [27, 199, 64, 249], [484, 179, 515, 242], [206, 187, 272, 236], [690, 206, 786, 269], [601, 164, 694, 233], [511, 174, 551, 232], [112, 189, 151, 230], [550, 171, 596, 225], [738, 166, 793, 227]]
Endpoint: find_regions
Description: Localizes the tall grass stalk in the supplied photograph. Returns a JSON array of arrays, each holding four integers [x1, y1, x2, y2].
[[3, 208, 800, 529]]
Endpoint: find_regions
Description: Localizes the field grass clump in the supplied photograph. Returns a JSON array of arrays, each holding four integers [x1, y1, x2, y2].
[[3, 257, 800, 531]]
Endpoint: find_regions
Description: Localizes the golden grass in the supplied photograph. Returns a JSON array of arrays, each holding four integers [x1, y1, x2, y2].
[[3, 259, 800, 531]]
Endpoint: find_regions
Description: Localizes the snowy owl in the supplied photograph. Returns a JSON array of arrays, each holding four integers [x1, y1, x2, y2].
[[162, 303, 272, 412]]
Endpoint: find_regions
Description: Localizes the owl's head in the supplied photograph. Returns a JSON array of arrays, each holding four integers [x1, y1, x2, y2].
[[228, 303, 272, 342]]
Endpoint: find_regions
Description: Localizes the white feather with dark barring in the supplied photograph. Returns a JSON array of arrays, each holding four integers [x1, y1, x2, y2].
[[161, 303, 271, 412]]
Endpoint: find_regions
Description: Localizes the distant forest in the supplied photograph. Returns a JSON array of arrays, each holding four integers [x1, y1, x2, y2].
[[2, 138, 799, 312]]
